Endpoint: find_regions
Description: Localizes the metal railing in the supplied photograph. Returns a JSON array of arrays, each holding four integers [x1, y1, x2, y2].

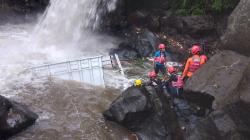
[[28, 54, 124, 86]]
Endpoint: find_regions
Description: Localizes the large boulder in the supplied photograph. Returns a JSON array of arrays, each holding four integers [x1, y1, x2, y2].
[[184, 50, 250, 109], [218, 0, 250, 56], [187, 101, 250, 140], [103, 86, 167, 140], [110, 29, 160, 59], [0, 95, 38, 139], [103, 86, 183, 140]]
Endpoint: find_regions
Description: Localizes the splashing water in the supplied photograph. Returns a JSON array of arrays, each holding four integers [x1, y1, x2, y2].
[[0, 0, 125, 88], [0, 0, 133, 139], [33, 0, 117, 50]]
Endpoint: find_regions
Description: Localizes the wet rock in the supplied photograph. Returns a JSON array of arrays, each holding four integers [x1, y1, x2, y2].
[[127, 11, 148, 27], [103, 86, 183, 140], [160, 16, 216, 38], [188, 101, 250, 140], [239, 63, 250, 103], [187, 117, 221, 140], [146, 14, 160, 32], [103, 86, 166, 140], [184, 50, 250, 109], [1, 0, 48, 13], [218, 0, 250, 56], [0, 95, 38, 139], [109, 42, 139, 60], [110, 29, 160, 59], [215, 101, 250, 139]]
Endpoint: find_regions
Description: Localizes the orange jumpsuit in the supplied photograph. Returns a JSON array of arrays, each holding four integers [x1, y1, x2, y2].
[[182, 55, 205, 79]]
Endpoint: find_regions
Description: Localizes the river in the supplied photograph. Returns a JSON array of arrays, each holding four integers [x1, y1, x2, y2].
[[0, 0, 133, 139]]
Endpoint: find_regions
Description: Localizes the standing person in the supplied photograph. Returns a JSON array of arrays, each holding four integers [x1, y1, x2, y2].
[[166, 66, 184, 96], [154, 43, 168, 77], [182, 45, 205, 80]]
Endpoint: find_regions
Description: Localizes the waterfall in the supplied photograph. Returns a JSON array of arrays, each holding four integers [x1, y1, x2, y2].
[[0, 0, 119, 90], [33, 0, 117, 50]]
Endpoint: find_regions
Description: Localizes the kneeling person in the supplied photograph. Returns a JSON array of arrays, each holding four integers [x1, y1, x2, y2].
[[166, 66, 184, 96]]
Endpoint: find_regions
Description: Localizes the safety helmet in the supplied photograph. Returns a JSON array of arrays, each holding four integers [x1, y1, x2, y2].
[[191, 45, 201, 55], [158, 44, 166, 49], [167, 66, 176, 73], [148, 71, 157, 78], [200, 55, 208, 62], [134, 79, 142, 87]]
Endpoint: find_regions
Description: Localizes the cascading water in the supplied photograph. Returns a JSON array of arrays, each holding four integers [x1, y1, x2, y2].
[[0, 0, 124, 90], [0, 0, 132, 139], [33, 0, 117, 51]]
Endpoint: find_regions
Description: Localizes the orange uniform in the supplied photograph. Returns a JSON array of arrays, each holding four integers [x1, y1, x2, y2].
[[182, 55, 205, 78]]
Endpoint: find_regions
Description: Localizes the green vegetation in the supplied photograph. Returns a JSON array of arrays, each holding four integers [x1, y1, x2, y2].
[[173, 0, 240, 15]]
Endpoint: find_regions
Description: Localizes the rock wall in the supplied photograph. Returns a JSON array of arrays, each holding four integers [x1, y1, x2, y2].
[[103, 0, 240, 61], [0, 0, 48, 13], [218, 0, 250, 56], [187, 101, 250, 140], [0, 0, 49, 24], [184, 50, 250, 109], [183, 50, 250, 140]]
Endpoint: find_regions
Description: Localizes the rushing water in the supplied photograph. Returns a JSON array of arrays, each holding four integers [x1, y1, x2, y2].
[[6, 78, 132, 140], [0, 0, 133, 139]]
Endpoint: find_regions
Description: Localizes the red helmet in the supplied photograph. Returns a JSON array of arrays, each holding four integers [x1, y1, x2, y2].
[[168, 66, 175, 73], [200, 55, 208, 62], [158, 44, 166, 49], [148, 71, 157, 78], [191, 45, 201, 55]]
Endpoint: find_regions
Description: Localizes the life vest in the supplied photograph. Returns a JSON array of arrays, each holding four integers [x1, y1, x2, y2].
[[172, 75, 184, 88], [154, 56, 166, 64], [188, 56, 202, 73], [154, 51, 167, 64]]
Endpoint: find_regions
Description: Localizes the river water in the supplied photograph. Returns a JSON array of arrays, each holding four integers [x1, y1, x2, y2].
[[0, 0, 133, 139]]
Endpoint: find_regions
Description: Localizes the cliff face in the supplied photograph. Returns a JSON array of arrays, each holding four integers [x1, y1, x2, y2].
[[103, 0, 240, 61]]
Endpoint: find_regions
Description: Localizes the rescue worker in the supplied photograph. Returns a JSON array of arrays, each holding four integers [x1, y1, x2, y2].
[[145, 71, 162, 87], [182, 45, 205, 79], [166, 66, 184, 96], [154, 44, 168, 76]]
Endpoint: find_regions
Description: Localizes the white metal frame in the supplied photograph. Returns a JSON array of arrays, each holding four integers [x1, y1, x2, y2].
[[28, 54, 124, 86]]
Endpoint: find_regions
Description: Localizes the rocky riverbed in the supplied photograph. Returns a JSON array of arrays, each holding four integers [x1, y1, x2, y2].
[[1, 0, 250, 139]]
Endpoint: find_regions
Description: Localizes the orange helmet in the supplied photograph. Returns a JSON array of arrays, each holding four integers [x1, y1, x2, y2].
[[148, 71, 157, 78], [191, 45, 201, 55], [168, 66, 176, 73], [158, 44, 166, 49]]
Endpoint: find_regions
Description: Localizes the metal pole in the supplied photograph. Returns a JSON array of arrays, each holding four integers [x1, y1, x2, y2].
[[89, 58, 95, 84], [110, 55, 114, 68], [47, 65, 51, 76], [100, 56, 105, 86], [115, 54, 125, 76], [67, 61, 73, 80], [79, 60, 83, 82]]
